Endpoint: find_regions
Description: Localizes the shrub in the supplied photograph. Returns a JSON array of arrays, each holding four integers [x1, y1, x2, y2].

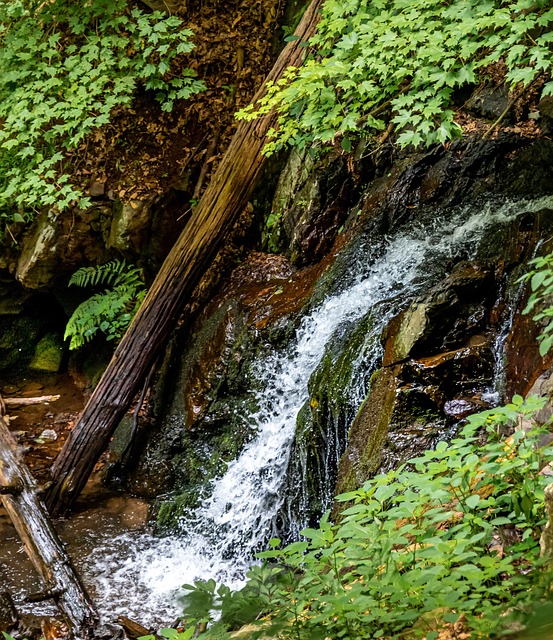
[[0, 0, 205, 223], [175, 396, 553, 639], [238, 0, 553, 154]]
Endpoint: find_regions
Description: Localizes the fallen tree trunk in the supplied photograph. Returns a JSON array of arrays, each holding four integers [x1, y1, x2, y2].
[[4, 395, 60, 407], [0, 400, 98, 637], [45, 0, 324, 516]]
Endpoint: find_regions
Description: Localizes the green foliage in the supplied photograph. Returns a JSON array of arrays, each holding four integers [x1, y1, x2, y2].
[[139, 628, 196, 640], [179, 395, 553, 639], [521, 251, 553, 356], [238, 0, 553, 154], [64, 259, 146, 349], [0, 0, 205, 223]]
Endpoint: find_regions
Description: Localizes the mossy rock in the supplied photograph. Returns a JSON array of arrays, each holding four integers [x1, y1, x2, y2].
[[281, 308, 380, 529], [335, 367, 399, 496], [29, 332, 64, 372]]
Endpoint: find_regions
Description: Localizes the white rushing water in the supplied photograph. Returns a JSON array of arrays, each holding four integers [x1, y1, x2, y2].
[[70, 196, 553, 627]]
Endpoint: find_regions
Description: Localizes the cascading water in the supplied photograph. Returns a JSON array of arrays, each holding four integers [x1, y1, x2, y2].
[[4, 196, 553, 629]]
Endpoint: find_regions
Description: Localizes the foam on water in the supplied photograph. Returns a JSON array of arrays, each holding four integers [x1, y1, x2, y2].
[[76, 196, 553, 628]]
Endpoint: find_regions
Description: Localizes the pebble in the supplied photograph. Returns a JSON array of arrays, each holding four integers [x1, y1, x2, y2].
[[38, 429, 58, 442]]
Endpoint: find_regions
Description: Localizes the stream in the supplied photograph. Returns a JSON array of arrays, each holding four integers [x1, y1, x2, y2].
[[2, 195, 553, 630]]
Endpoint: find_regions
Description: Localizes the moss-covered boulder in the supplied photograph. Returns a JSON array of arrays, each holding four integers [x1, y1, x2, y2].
[[29, 332, 64, 373]]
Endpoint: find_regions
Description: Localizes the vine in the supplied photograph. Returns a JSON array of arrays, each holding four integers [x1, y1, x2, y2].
[[0, 0, 205, 224], [238, 0, 553, 154]]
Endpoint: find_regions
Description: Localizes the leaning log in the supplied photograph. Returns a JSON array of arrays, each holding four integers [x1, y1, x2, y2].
[[0, 403, 98, 637], [45, 0, 324, 516]]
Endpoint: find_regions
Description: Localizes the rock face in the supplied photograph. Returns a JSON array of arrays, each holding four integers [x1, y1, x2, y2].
[[336, 210, 553, 497], [116, 133, 553, 535], [112, 250, 324, 528]]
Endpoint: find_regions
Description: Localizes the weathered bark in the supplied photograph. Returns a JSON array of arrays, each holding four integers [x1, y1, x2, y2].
[[45, 0, 324, 516], [0, 402, 97, 637]]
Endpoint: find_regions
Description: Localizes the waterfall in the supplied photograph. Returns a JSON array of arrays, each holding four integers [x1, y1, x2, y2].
[[39, 196, 553, 626]]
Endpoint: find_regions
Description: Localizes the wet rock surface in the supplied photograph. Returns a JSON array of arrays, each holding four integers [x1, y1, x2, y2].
[[335, 209, 553, 499], [120, 135, 553, 532]]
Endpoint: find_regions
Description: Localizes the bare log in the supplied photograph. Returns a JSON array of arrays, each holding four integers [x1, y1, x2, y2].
[[0, 405, 98, 637], [4, 395, 60, 406], [45, 0, 324, 516]]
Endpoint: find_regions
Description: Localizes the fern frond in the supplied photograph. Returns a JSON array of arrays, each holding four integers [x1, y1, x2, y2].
[[69, 259, 128, 288], [65, 261, 147, 349]]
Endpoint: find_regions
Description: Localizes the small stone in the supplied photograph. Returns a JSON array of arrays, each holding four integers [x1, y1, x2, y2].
[[89, 180, 106, 197], [39, 429, 57, 442], [1, 384, 18, 394]]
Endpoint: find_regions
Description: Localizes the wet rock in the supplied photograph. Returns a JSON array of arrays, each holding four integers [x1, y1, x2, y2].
[[402, 344, 495, 396], [466, 84, 512, 122], [335, 367, 400, 495], [357, 137, 553, 234], [444, 397, 485, 419], [266, 150, 358, 265], [504, 231, 553, 398], [383, 262, 494, 365]]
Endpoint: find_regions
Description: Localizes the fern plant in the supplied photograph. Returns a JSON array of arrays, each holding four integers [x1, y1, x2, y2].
[[238, 0, 553, 154], [0, 0, 205, 225], [64, 260, 147, 350]]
